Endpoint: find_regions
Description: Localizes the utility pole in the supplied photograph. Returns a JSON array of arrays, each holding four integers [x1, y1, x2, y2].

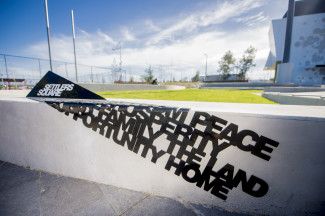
[[71, 10, 78, 82], [112, 42, 122, 81], [283, 0, 295, 63], [44, 0, 53, 71]]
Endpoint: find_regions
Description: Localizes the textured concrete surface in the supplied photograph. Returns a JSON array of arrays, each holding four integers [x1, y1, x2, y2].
[[264, 87, 325, 93], [0, 161, 243, 216], [263, 91, 325, 106], [199, 82, 276, 89]]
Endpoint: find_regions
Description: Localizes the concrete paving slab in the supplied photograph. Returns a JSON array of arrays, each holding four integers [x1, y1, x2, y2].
[[97, 184, 149, 215], [0, 161, 246, 216], [125, 196, 197, 216], [0, 163, 40, 216], [39, 173, 112, 216], [189, 204, 251, 216]]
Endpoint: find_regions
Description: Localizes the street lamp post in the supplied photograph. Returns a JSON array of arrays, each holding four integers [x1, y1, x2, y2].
[[71, 10, 78, 82]]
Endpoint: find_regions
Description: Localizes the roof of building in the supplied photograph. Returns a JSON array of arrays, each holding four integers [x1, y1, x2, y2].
[[283, 0, 325, 18]]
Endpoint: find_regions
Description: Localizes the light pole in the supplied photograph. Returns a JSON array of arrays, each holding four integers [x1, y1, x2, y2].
[[44, 0, 53, 71], [204, 53, 208, 81], [71, 9, 78, 82]]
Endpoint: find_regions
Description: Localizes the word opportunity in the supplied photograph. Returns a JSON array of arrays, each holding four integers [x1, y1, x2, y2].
[[49, 102, 279, 201]]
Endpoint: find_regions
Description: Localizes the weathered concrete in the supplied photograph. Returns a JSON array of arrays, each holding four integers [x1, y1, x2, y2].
[[200, 82, 276, 89], [263, 91, 325, 106], [1, 161, 213, 216], [264, 86, 325, 93], [0, 98, 324, 215], [79, 83, 185, 92]]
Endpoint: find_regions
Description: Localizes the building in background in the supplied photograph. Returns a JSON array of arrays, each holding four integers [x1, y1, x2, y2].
[[265, 0, 325, 85]]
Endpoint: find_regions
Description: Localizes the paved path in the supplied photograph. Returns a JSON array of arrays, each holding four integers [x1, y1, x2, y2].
[[0, 161, 245, 216]]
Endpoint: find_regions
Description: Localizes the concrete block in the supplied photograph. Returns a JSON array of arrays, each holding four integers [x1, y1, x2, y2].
[[0, 98, 324, 215]]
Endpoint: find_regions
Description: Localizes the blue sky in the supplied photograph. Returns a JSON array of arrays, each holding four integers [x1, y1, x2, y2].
[[0, 0, 288, 80]]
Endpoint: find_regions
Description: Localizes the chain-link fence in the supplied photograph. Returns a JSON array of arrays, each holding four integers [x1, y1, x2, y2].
[[0, 54, 120, 88], [0, 54, 201, 89], [0, 53, 275, 89]]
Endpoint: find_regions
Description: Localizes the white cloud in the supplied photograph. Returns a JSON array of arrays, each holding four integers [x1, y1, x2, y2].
[[144, 20, 161, 32], [121, 27, 136, 42], [234, 12, 268, 27], [25, 30, 116, 64], [23, 0, 280, 81], [147, 0, 265, 45]]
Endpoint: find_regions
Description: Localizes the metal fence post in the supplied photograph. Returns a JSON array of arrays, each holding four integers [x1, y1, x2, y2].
[[0, 56, 3, 87], [13, 70, 17, 89], [90, 66, 93, 83], [65, 62, 68, 78], [38, 58, 42, 79], [3, 54, 9, 89]]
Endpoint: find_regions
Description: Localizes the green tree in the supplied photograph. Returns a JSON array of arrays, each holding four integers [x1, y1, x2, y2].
[[218, 51, 236, 80], [237, 46, 257, 80], [191, 71, 200, 82], [143, 65, 154, 83]]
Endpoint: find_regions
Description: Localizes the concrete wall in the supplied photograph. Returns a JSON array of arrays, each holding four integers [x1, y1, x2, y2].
[[269, 18, 286, 64], [268, 13, 325, 85], [79, 83, 185, 92], [276, 63, 294, 84], [0, 99, 324, 215], [290, 13, 325, 85]]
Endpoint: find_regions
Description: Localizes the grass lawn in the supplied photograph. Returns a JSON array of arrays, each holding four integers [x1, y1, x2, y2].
[[98, 89, 276, 104]]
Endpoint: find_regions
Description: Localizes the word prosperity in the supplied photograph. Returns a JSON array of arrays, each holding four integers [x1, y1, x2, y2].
[[49, 102, 279, 201]]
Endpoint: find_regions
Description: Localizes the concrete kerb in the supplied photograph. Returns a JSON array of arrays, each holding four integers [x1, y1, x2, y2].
[[79, 83, 185, 92], [262, 92, 325, 106]]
